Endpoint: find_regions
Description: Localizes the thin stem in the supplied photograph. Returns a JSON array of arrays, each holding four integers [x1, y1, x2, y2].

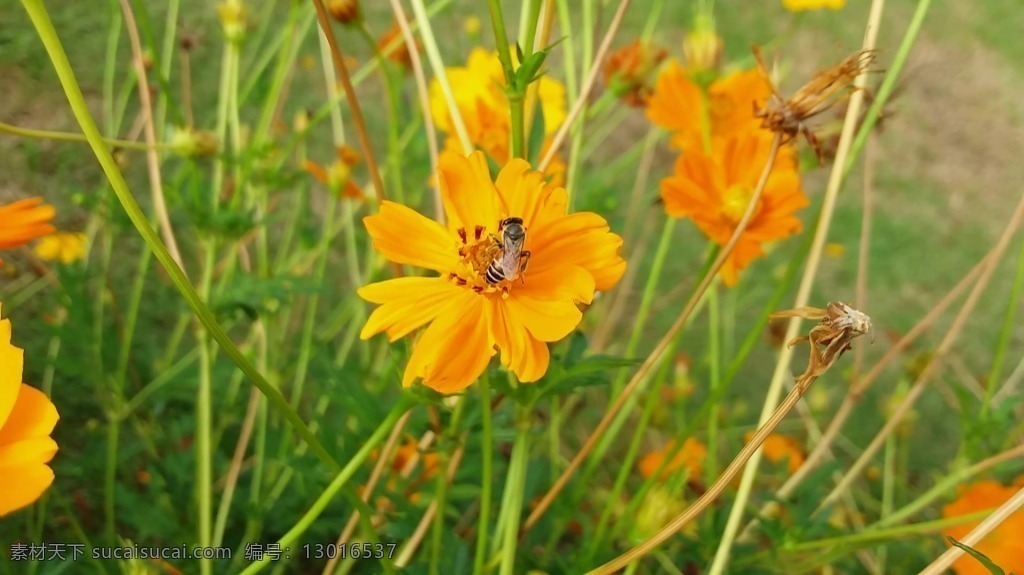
[[497, 405, 531, 575], [430, 401, 466, 575], [980, 234, 1024, 417], [0, 121, 173, 151], [409, 0, 473, 154], [311, 0, 387, 204], [539, 0, 632, 171], [474, 375, 495, 575]]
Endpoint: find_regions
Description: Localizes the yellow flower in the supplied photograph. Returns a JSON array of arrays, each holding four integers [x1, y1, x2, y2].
[[782, 0, 845, 12], [646, 60, 773, 153], [0, 197, 56, 266], [941, 478, 1024, 575], [638, 437, 707, 481], [745, 432, 805, 473], [660, 133, 808, 286], [34, 232, 87, 264], [359, 151, 626, 393], [0, 304, 60, 516], [429, 49, 567, 185]]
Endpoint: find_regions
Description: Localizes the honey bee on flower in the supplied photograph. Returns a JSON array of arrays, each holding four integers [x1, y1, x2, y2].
[[358, 151, 626, 394]]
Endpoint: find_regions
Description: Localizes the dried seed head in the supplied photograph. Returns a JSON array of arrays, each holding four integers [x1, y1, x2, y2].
[[752, 45, 877, 160]]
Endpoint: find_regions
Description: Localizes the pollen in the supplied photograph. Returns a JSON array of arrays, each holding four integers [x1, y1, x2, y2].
[[451, 226, 501, 293], [722, 184, 756, 224]]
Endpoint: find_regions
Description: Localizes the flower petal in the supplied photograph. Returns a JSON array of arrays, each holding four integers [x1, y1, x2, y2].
[[358, 277, 465, 341], [364, 201, 458, 273], [0, 385, 58, 446], [489, 299, 550, 383], [403, 291, 495, 394], [530, 213, 626, 291], [506, 268, 590, 342], [0, 461, 54, 516], [438, 151, 502, 234], [494, 158, 550, 227], [0, 313, 23, 429]]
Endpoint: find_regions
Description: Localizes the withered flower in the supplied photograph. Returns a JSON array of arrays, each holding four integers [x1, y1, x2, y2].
[[753, 46, 876, 160], [604, 40, 668, 108], [771, 301, 871, 391]]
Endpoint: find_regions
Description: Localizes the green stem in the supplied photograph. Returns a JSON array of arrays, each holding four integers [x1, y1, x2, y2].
[[239, 401, 411, 575], [496, 405, 531, 575], [20, 0, 342, 474], [474, 374, 495, 575], [623, 218, 677, 370], [706, 283, 721, 483], [431, 400, 467, 575]]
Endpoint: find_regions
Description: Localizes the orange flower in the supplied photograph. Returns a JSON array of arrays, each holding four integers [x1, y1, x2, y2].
[[746, 432, 805, 473], [429, 49, 568, 185], [646, 61, 773, 153], [604, 40, 668, 108], [359, 151, 626, 393], [660, 133, 808, 285], [303, 145, 363, 200], [0, 304, 60, 516], [377, 23, 417, 70], [0, 198, 56, 266], [638, 437, 707, 481], [941, 479, 1024, 575]]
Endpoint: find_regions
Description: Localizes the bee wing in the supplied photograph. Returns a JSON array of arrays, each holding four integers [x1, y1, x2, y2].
[[770, 306, 828, 321]]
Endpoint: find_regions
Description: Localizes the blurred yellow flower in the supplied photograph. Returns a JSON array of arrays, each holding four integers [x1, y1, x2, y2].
[[0, 197, 56, 266], [746, 432, 805, 473], [660, 133, 808, 286], [638, 437, 707, 481], [0, 304, 60, 516], [359, 151, 625, 393], [34, 233, 87, 264], [429, 49, 567, 185], [782, 0, 845, 12], [647, 60, 773, 153], [941, 478, 1024, 575], [463, 16, 481, 36]]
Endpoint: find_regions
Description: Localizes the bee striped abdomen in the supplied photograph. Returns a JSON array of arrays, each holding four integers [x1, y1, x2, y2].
[[485, 259, 506, 285]]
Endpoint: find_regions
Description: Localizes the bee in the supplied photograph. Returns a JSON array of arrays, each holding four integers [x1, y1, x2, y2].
[[485, 217, 531, 286]]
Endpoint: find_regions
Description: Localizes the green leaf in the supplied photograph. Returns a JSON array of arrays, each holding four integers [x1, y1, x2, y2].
[[947, 537, 1007, 575]]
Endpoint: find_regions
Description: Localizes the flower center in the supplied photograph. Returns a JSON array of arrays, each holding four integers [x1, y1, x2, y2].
[[449, 225, 503, 294], [722, 183, 755, 225]]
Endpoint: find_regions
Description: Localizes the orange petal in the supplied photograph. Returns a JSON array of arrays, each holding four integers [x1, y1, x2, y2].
[[438, 151, 502, 234], [0, 198, 56, 249], [0, 385, 59, 446], [364, 201, 458, 273], [719, 240, 764, 287], [646, 61, 704, 151], [358, 277, 464, 341], [403, 291, 495, 394], [489, 300, 550, 383], [530, 212, 626, 291], [506, 268, 591, 342], [0, 461, 54, 516], [494, 158, 550, 226], [0, 313, 23, 428]]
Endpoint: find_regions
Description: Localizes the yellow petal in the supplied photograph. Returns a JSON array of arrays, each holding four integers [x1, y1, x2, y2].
[[0, 385, 59, 446], [530, 212, 626, 292], [403, 290, 495, 394], [0, 462, 54, 516], [0, 314, 23, 429], [358, 277, 464, 341], [438, 151, 502, 234], [506, 270, 590, 343], [489, 299, 550, 383], [364, 201, 458, 273], [493, 158, 548, 226]]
